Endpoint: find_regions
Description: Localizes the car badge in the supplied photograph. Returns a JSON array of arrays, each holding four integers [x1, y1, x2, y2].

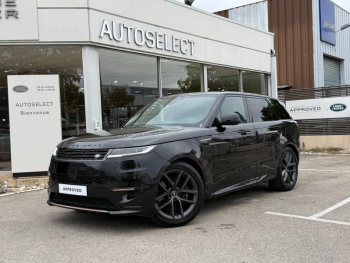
[[94, 154, 101, 159]]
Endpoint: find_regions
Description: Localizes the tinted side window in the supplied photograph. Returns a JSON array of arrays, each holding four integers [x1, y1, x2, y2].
[[271, 99, 292, 120], [247, 97, 274, 122], [216, 96, 247, 124]]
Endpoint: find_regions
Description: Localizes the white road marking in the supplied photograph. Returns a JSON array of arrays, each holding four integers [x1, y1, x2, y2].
[[309, 197, 350, 219], [266, 212, 350, 226], [299, 169, 350, 173]]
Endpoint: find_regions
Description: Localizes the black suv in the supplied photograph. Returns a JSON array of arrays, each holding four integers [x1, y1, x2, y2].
[[48, 93, 300, 227]]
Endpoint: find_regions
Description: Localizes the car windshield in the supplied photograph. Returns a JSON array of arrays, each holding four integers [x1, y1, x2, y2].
[[125, 95, 219, 127]]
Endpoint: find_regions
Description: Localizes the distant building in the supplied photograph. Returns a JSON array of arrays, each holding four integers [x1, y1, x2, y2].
[[216, 0, 350, 90]]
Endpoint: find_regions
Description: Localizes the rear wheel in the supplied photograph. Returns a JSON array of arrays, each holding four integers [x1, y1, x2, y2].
[[269, 147, 298, 191], [151, 162, 204, 227]]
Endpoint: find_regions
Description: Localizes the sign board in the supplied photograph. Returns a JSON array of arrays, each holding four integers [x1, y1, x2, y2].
[[8, 75, 62, 176], [286, 97, 350, 120], [319, 0, 336, 45], [0, 0, 39, 41]]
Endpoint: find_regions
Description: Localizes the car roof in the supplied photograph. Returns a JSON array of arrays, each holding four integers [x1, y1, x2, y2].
[[170, 92, 273, 99]]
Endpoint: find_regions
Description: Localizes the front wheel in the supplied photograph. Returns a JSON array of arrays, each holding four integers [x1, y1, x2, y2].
[[151, 162, 204, 227], [269, 147, 298, 191]]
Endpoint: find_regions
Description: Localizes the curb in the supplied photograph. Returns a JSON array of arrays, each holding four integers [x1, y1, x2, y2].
[[300, 152, 350, 156], [0, 188, 45, 198]]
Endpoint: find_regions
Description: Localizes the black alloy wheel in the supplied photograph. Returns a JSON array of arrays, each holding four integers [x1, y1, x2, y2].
[[152, 162, 204, 227], [281, 152, 297, 186], [269, 147, 298, 191]]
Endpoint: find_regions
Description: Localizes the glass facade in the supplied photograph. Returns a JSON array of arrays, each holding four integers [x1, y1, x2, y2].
[[161, 59, 202, 95], [207, 66, 240, 92], [0, 45, 85, 171], [0, 44, 271, 172], [99, 49, 158, 130], [242, 71, 268, 95]]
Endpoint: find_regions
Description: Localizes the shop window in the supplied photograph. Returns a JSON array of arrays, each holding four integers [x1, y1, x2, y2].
[[0, 45, 85, 171], [99, 49, 158, 130], [161, 59, 202, 95], [207, 66, 239, 92], [242, 71, 267, 95]]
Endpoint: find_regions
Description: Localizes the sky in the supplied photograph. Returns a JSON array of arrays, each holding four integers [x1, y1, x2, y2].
[[174, 0, 350, 13]]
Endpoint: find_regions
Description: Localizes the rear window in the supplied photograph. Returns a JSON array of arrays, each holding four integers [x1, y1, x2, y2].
[[247, 97, 274, 122]]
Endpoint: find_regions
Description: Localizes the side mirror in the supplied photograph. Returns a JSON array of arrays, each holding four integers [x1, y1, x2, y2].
[[221, 112, 241, 126]]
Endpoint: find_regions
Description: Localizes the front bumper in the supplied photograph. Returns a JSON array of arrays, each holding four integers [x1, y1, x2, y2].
[[47, 151, 170, 216], [47, 201, 146, 216]]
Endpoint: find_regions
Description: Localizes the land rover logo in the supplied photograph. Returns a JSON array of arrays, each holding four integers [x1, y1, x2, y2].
[[13, 85, 28, 93], [330, 104, 346, 112]]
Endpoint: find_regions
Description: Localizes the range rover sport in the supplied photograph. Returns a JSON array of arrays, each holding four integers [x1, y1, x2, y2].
[[48, 92, 300, 227]]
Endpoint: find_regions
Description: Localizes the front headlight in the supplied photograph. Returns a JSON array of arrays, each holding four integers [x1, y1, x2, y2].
[[52, 147, 58, 156], [107, 145, 156, 158]]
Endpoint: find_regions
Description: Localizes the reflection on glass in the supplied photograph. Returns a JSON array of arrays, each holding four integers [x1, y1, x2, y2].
[[242, 71, 267, 95], [0, 45, 85, 171], [161, 59, 202, 95], [247, 98, 274, 122], [125, 95, 219, 127], [207, 66, 239, 92], [99, 49, 158, 130]]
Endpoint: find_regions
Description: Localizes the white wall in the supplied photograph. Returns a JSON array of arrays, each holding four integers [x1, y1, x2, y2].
[[228, 1, 269, 31], [0, 0, 274, 73], [313, 0, 350, 87]]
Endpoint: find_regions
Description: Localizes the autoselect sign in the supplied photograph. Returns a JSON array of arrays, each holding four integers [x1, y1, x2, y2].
[[99, 19, 195, 55], [7, 75, 62, 176], [286, 97, 350, 120]]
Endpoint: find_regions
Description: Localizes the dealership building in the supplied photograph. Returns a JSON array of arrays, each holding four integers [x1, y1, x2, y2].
[[0, 0, 276, 176]]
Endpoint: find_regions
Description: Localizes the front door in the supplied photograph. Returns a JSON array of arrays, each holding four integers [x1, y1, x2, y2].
[[210, 96, 257, 195]]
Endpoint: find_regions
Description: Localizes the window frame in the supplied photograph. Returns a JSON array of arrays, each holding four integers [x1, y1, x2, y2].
[[246, 96, 275, 123], [210, 94, 251, 127]]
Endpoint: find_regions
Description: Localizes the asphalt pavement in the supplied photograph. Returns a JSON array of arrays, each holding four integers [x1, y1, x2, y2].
[[0, 154, 349, 263]]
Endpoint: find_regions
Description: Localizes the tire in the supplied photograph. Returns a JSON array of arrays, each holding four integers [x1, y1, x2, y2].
[[269, 147, 298, 191], [151, 162, 205, 227]]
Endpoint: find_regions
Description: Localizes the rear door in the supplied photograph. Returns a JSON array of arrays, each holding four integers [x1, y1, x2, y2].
[[246, 97, 283, 182], [210, 95, 257, 195]]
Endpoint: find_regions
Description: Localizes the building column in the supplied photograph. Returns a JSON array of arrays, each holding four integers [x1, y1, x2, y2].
[[201, 64, 208, 92], [270, 49, 278, 98], [82, 46, 103, 133], [157, 57, 163, 97], [239, 70, 243, 92]]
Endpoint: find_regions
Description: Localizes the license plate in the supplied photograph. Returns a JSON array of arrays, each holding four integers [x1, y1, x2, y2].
[[59, 184, 87, 196]]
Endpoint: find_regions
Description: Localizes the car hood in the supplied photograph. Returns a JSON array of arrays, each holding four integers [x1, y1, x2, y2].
[[59, 126, 211, 149]]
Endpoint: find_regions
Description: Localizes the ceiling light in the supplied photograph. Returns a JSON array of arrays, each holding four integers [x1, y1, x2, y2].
[[114, 80, 118, 83], [133, 81, 138, 83], [4, 70, 13, 73], [140, 83, 144, 86]]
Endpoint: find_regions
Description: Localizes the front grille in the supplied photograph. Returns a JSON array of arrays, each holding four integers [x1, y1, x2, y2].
[[52, 173, 111, 185], [51, 161, 114, 186], [57, 148, 110, 161], [51, 193, 117, 211]]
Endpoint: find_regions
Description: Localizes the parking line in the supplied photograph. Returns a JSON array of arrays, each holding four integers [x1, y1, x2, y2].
[[266, 212, 350, 226], [309, 197, 350, 219], [299, 169, 350, 173]]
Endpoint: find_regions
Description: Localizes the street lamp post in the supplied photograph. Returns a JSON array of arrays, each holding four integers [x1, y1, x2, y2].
[[336, 23, 350, 33]]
